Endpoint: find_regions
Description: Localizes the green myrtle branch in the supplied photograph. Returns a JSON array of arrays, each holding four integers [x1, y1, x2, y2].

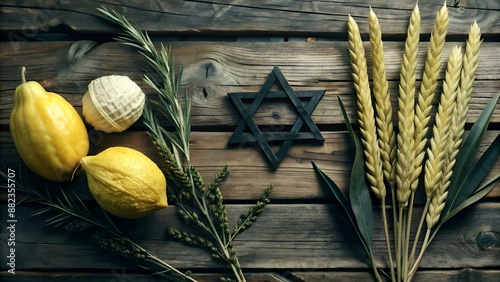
[[0, 168, 195, 282], [98, 7, 273, 282]]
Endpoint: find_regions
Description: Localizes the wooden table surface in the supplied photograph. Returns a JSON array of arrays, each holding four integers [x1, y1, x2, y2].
[[1, 1, 499, 281]]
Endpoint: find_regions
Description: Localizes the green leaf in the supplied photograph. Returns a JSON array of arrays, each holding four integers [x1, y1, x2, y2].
[[338, 96, 373, 252], [441, 173, 499, 224], [465, 135, 500, 193], [442, 93, 500, 218], [311, 96, 375, 263], [311, 162, 362, 242]]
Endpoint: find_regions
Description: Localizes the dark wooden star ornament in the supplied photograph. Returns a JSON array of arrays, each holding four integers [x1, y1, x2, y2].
[[228, 66, 325, 169]]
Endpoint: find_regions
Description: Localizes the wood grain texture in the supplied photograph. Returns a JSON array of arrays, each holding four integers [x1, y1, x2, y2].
[[2, 269, 499, 282], [1, 130, 498, 201], [291, 269, 500, 282], [1, 41, 499, 126], [1, 1, 499, 280], [0, 0, 499, 36], [0, 203, 499, 271]]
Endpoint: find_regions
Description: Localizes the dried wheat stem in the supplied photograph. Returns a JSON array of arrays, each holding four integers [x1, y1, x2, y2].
[[348, 15, 386, 199], [412, 3, 449, 191], [425, 46, 463, 228], [369, 7, 397, 189], [396, 3, 420, 206]]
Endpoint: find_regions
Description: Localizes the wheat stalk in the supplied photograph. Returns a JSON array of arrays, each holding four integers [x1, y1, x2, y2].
[[395, 5, 420, 281], [396, 3, 420, 206], [425, 46, 463, 229], [409, 21, 483, 282], [369, 7, 397, 189], [454, 21, 482, 145], [367, 10, 397, 280], [348, 15, 386, 199], [412, 3, 449, 192], [426, 22, 482, 226]]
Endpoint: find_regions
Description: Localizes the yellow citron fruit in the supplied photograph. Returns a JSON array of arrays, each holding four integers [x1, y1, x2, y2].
[[10, 67, 89, 182], [80, 146, 168, 219]]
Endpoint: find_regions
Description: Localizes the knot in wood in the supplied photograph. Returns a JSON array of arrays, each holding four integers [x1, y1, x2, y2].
[[67, 40, 96, 63], [198, 60, 221, 80], [476, 231, 499, 250], [190, 85, 215, 101], [272, 111, 282, 120]]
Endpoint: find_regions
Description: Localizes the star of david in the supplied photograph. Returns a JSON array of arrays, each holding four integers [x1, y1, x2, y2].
[[228, 66, 325, 169]]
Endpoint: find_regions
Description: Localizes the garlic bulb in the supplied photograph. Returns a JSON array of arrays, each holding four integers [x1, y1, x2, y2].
[[82, 75, 145, 133]]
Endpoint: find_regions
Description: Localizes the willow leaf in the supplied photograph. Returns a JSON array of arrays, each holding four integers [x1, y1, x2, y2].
[[442, 93, 500, 217], [311, 161, 368, 255], [338, 96, 373, 254], [462, 135, 500, 191], [441, 173, 499, 225], [310, 96, 375, 263], [440, 135, 499, 224]]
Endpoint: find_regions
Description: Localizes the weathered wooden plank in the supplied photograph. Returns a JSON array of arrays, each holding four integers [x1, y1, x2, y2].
[[2, 269, 499, 282], [291, 269, 500, 282], [1, 41, 499, 126], [0, 203, 498, 271], [1, 130, 498, 201], [1, 1, 498, 281], [0, 0, 499, 36], [0, 272, 286, 282]]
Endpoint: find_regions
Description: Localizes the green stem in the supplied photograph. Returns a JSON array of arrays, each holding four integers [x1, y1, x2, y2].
[[232, 258, 247, 282], [186, 166, 246, 282], [407, 228, 432, 281], [381, 198, 396, 282], [144, 247, 197, 282], [391, 187, 399, 281], [367, 254, 383, 282], [408, 224, 442, 281], [397, 206, 404, 282], [403, 193, 416, 281], [21, 66, 27, 84], [409, 197, 430, 267], [428, 224, 441, 247]]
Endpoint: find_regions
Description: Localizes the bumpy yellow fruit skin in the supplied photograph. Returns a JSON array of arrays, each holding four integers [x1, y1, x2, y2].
[[80, 146, 168, 219], [10, 68, 89, 182]]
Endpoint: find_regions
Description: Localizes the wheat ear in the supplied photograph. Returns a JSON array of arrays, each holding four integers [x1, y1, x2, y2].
[[432, 22, 482, 221], [408, 22, 483, 282], [454, 21, 482, 145], [424, 47, 463, 229], [396, 3, 420, 206], [412, 3, 449, 191], [368, 10, 397, 280], [348, 15, 386, 199], [369, 7, 397, 189], [427, 23, 483, 226]]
